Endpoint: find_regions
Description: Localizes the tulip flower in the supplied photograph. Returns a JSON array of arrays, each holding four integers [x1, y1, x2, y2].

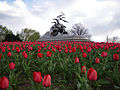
[[79, 45, 83, 51], [23, 52, 28, 59], [7, 52, 12, 57], [38, 49, 41, 52], [22, 51, 26, 56], [72, 47, 76, 53], [43, 74, 51, 87], [75, 57, 79, 63], [113, 54, 119, 61], [7, 46, 10, 51], [46, 51, 52, 57], [87, 68, 97, 81], [16, 47, 20, 53], [52, 48, 56, 52], [37, 53, 43, 58], [101, 52, 107, 57], [87, 47, 91, 53], [95, 57, 100, 64], [83, 45, 86, 50], [2, 47, 6, 53], [33, 72, 42, 83], [59, 49, 61, 52], [81, 66, 86, 74], [12, 46, 15, 51], [82, 52, 87, 58], [0, 76, 9, 89], [9, 62, 15, 70], [69, 49, 72, 53], [64, 48, 68, 53], [44, 48, 47, 50]]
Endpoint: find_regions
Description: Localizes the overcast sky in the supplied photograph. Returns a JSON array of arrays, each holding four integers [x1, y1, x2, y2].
[[0, 0, 120, 42]]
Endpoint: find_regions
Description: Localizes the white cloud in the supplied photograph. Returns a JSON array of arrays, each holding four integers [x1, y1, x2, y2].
[[0, 0, 120, 42]]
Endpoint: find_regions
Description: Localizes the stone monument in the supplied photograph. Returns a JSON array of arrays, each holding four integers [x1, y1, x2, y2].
[[37, 12, 88, 41]]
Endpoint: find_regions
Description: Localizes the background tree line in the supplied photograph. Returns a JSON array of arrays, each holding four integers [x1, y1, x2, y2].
[[0, 25, 40, 42]]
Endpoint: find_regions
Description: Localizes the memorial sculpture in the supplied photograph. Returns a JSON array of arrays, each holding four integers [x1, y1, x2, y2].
[[50, 12, 68, 36], [37, 12, 89, 41]]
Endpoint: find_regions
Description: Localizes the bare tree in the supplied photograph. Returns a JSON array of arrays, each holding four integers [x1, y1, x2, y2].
[[105, 36, 120, 43], [70, 23, 88, 36], [112, 36, 119, 42]]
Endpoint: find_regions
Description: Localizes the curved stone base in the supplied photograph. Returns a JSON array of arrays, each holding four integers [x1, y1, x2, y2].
[[37, 35, 89, 41]]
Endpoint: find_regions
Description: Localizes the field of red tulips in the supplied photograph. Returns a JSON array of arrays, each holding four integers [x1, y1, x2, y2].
[[0, 41, 120, 90]]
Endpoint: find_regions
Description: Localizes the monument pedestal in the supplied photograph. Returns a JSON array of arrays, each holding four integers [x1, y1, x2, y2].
[[37, 32, 89, 41]]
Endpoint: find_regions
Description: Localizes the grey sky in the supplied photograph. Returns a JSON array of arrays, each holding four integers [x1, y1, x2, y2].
[[0, 0, 120, 41]]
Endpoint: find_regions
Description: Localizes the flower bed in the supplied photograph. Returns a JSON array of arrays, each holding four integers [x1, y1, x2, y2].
[[0, 41, 120, 90]]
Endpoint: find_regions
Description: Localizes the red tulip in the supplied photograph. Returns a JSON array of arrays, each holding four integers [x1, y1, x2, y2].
[[9, 62, 15, 70], [72, 47, 76, 53], [52, 48, 56, 52], [105, 45, 109, 50], [44, 48, 47, 50], [23, 45, 26, 49], [2, 47, 5, 53], [101, 52, 107, 57], [37, 53, 43, 58], [75, 57, 79, 63], [82, 52, 87, 58], [38, 46, 41, 50], [64, 48, 68, 53], [46, 51, 52, 57], [113, 54, 119, 61], [33, 72, 42, 83], [20, 47, 23, 51], [56, 44, 61, 50], [81, 66, 86, 74], [79, 45, 83, 51], [59, 49, 61, 52], [0, 76, 9, 89], [43, 74, 51, 87], [87, 68, 97, 81], [22, 51, 26, 56], [7, 52, 12, 57], [95, 57, 100, 64], [23, 52, 28, 59], [7, 46, 10, 51], [83, 45, 86, 50], [48, 46, 51, 50], [0, 53, 2, 60], [38, 49, 41, 52], [16, 47, 20, 53], [87, 47, 91, 53], [30, 47, 33, 50], [68, 49, 71, 53], [12, 46, 15, 51]]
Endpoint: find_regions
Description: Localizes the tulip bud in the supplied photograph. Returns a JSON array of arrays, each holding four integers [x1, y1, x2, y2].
[[7, 52, 12, 57], [9, 62, 15, 70], [33, 72, 42, 83], [95, 57, 100, 64], [101, 52, 107, 57], [87, 68, 97, 81], [81, 66, 86, 74], [82, 52, 87, 58], [75, 57, 79, 63], [43, 74, 51, 87], [37, 53, 43, 58], [0, 76, 9, 89], [113, 54, 119, 61]]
